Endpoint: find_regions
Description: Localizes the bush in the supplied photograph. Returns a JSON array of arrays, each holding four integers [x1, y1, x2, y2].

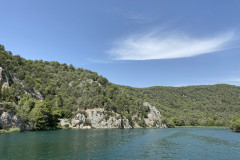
[[2, 102, 16, 112], [63, 124, 69, 128], [0, 128, 21, 133], [166, 120, 175, 128], [215, 120, 226, 126], [9, 128, 21, 132], [231, 118, 240, 132], [61, 109, 72, 118], [83, 119, 91, 126], [172, 117, 185, 126]]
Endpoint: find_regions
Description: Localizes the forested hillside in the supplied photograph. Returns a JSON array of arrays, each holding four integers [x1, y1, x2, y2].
[[0, 45, 149, 130], [0, 44, 240, 130], [136, 84, 240, 126]]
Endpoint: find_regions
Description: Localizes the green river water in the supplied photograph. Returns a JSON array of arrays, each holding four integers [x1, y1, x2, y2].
[[0, 127, 239, 160]]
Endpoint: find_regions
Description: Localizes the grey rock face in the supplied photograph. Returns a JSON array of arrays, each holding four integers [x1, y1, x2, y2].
[[0, 67, 10, 89], [59, 102, 167, 129], [143, 102, 167, 128], [0, 106, 32, 131], [71, 113, 86, 128], [0, 111, 24, 130], [59, 119, 71, 128], [61, 108, 132, 129]]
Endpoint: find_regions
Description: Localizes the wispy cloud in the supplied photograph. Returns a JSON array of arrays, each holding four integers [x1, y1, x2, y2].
[[108, 30, 235, 60], [87, 59, 112, 64]]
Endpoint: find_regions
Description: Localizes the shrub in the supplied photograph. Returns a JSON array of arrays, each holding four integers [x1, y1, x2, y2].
[[231, 118, 240, 132], [9, 128, 20, 132], [166, 120, 175, 128], [64, 124, 69, 128], [2, 102, 16, 112], [84, 119, 91, 126], [61, 109, 72, 118]]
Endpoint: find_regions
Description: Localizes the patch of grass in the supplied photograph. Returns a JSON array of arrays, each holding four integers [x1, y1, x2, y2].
[[0, 128, 21, 133]]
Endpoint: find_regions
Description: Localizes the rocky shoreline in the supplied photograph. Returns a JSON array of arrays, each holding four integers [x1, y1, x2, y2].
[[0, 102, 167, 132]]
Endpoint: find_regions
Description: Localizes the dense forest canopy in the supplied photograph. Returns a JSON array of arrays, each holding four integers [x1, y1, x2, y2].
[[0, 44, 240, 129], [0, 44, 149, 129], [136, 85, 240, 126]]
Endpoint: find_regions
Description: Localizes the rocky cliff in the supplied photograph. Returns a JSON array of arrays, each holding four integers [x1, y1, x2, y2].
[[60, 108, 132, 129], [0, 105, 33, 131], [143, 102, 166, 128], [0, 101, 166, 131], [59, 102, 166, 129]]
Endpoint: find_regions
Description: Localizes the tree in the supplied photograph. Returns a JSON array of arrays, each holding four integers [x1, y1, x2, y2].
[[205, 117, 215, 126], [49, 106, 62, 127], [172, 116, 185, 126], [28, 100, 51, 130], [56, 93, 63, 108], [2, 87, 15, 102], [16, 96, 35, 120]]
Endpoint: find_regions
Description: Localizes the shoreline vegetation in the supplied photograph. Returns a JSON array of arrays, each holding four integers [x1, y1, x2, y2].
[[0, 128, 20, 133], [0, 125, 235, 134], [231, 118, 240, 132]]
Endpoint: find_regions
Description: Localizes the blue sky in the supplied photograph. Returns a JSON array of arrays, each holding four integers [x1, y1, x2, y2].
[[1, 0, 240, 87]]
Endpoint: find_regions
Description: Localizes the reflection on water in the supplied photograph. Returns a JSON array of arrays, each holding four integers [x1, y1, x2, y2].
[[0, 128, 240, 160]]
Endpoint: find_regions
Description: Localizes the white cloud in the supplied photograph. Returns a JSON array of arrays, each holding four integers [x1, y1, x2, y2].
[[108, 30, 235, 60], [226, 78, 240, 82]]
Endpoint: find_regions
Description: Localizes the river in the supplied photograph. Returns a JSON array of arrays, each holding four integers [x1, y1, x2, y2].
[[0, 127, 239, 160]]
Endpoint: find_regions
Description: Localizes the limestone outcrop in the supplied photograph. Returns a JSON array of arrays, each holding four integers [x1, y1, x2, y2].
[[0, 104, 33, 131], [0, 106, 24, 130], [59, 102, 166, 129], [143, 102, 166, 128], [61, 108, 132, 129]]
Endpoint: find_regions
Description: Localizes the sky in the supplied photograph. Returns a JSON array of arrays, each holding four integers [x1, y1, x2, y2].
[[0, 0, 240, 87]]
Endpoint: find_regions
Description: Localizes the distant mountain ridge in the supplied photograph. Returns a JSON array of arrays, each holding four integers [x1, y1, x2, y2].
[[0, 44, 240, 131]]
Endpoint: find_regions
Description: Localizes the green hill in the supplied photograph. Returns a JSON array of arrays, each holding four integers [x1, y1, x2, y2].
[[0, 44, 240, 130], [136, 85, 240, 126]]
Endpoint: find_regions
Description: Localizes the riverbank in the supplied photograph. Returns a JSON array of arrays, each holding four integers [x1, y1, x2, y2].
[[176, 126, 228, 128], [0, 125, 231, 134]]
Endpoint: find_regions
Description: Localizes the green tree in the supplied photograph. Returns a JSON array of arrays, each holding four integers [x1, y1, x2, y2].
[[28, 100, 51, 130], [49, 106, 62, 127], [16, 96, 35, 120], [205, 117, 215, 126], [56, 93, 63, 108]]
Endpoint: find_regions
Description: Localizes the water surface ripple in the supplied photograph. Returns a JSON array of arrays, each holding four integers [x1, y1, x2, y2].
[[0, 127, 239, 160]]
